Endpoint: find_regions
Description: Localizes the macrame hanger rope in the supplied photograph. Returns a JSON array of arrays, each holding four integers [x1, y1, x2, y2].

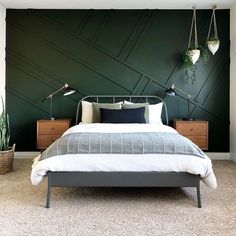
[[188, 5, 198, 49], [207, 13, 213, 40], [213, 5, 218, 39], [207, 5, 218, 40], [188, 9, 194, 48], [194, 6, 198, 48]]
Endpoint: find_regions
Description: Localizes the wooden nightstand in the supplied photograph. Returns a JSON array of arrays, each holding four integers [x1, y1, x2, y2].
[[37, 119, 71, 150], [173, 119, 208, 150]]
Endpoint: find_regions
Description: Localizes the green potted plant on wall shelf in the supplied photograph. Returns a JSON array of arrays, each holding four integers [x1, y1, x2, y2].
[[0, 97, 15, 175], [207, 38, 220, 55]]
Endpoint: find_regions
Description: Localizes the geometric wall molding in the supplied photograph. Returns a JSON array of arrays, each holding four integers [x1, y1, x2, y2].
[[6, 9, 230, 151]]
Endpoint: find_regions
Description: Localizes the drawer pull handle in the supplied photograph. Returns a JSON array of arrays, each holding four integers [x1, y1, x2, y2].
[[190, 128, 194, 131]]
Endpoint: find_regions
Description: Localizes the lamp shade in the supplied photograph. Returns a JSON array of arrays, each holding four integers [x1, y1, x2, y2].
[[164, 87, 177, 96], [63, 87, 76, 96]]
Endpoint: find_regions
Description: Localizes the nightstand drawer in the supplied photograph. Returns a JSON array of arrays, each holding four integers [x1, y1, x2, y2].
[[37, 134, 60, 148], [38, 122, 69, 135], [37, 119, 71, 150], [173, 119, 208, 150], [175, 122, 207, 136], [185, 135, 208, 150]]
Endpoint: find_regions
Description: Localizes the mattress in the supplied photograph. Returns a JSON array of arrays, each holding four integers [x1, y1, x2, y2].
[[31, 123, 217, 188]]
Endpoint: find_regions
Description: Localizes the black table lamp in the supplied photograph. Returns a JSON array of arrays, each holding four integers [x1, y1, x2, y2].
[[41, 83, 76, 120], [165, 84, 195, 121]]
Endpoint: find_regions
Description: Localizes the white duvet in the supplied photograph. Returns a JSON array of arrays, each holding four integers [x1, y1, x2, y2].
[[31, 123, 217, 188]]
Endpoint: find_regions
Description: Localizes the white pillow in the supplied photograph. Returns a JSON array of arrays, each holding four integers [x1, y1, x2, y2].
[[149, 102, 163, 125], [123, 100, 133, 105], [81, 101, 93, 123], [124, 100, 163, 124]]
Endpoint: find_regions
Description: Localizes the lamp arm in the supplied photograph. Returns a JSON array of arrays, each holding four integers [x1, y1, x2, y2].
[[42, 83, 68, 102], [49, 84, 67, 97], [172, 85, 192, 100]]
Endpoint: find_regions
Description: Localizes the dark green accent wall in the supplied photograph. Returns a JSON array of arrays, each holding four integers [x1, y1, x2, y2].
[[6, 9, 230, 151]]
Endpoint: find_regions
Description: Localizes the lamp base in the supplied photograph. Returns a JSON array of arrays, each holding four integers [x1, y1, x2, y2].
[[182, 117, 195, 121]]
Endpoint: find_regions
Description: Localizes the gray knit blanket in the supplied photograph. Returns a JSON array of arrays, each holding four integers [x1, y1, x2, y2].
[[39, 132, 205, 161]]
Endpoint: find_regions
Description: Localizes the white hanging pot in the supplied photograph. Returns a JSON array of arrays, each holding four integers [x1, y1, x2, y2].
[[188, 49, 200, 64], [207, 39, 220, 55]]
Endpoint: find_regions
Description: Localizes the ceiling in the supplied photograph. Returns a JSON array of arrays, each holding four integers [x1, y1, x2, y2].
[[0, 0, 235, 9]]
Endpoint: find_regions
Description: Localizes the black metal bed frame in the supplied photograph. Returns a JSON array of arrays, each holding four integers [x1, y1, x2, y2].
[[75, 95, 169, 125], [46, 95, 202, 208]]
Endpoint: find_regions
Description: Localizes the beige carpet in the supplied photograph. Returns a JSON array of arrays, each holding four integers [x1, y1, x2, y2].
[[0, 160, 236, 236]]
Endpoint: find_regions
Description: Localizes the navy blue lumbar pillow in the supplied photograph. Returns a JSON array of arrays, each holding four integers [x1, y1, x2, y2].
[[100, 107, 146, 123]]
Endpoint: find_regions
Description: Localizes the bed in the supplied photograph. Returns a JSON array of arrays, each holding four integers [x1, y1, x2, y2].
[[31, 95, 217, 208]]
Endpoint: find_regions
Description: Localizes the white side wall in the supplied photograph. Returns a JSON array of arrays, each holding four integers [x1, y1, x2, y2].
[[230, 5, 236, 162], [0, 4, 6, 111]]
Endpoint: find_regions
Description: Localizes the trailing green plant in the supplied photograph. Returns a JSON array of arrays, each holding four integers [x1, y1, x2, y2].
[[183, 45, 209, 83], [183, 49, 196, 83], [183, 49, 194, 67], [0, 97, 10, 151], [184, 64, 196, 84], [198, 45, 210, 64]]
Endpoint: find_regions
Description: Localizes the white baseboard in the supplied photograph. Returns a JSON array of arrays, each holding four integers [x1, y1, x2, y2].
[[205, 152, 230, 160], [14, 151, 230, 160], [230, 153, 236, 163], [14, 152, 40, 159]]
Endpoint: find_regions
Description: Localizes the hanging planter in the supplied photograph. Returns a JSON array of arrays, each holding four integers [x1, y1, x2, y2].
[[207, 39, 220, 55], [207, 5, 220, 55], [187, 49, 200, 65], [183, 5, 200, 83], [186, 6, 200, 64]]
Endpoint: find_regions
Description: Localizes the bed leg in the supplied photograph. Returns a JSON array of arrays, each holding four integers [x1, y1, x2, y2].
[[46, 172, 51, 208], [197, 185, 201, 208]]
